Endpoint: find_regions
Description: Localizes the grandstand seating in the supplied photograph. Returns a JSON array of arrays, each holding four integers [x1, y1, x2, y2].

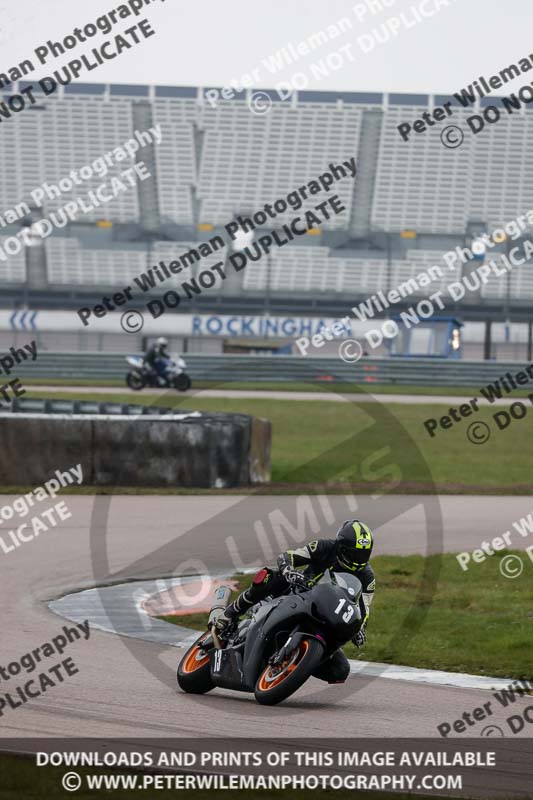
[[43, 237, 533, 301], [46, 238, 147, 285], [372, 102, 473, 234], [0, 238, 27, 283], [3, 85, 533, 236], [192, 100, 361, 228], [242, 247, 488, 296], [0, 89, 139, 224], [482, 258, 533, 300], [46, 238, 226, 286], [468, 110, 533, 229], [152, 95, 197, 226], [2, 83, 533, 305]]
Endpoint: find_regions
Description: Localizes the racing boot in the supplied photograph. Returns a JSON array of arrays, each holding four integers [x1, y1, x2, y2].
[[212, 568, 277, 636], [212, 581, 262, 635], [210, 604, 238, 639]]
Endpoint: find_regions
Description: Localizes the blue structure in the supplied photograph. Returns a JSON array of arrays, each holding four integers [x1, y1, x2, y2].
[[390, 316, 463, 358]]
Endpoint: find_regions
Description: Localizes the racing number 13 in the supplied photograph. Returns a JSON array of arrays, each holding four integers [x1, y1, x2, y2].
[[334, 597, 354, 622]]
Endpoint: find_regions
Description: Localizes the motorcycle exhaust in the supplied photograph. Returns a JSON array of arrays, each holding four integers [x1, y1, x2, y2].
[[208, 584, 232, 626], [208, 585, 232, 650]]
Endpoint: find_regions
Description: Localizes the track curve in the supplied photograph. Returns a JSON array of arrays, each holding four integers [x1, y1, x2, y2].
[[1, 495, 532, 740]]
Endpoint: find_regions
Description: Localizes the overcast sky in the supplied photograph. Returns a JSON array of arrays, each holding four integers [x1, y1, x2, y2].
[[1, 0, 532, 95]]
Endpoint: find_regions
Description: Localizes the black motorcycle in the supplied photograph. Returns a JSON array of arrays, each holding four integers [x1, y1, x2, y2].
[[177, 573, 362, 706]]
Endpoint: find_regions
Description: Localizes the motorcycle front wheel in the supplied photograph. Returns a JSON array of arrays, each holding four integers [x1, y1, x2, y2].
[[173, 373, 191, 392], [254, 637, 324, 706], [126, 370, 146, 390], [177, 633, 214, 694]]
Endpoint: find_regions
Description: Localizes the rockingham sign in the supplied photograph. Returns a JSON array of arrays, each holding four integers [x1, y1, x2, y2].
[[0, 310, 354, 340]]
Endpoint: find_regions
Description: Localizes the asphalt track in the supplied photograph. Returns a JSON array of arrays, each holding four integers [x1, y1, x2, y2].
[[1, 494, 532, 743], [30, 385, 522, 405]]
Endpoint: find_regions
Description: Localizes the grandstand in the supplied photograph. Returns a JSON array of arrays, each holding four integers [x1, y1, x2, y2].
[[2, 81, 533, 323]]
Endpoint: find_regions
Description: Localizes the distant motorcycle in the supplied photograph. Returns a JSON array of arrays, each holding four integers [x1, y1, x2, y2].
[[125, 354, 192, 392]]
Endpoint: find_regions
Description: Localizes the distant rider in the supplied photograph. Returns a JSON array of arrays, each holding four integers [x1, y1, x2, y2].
[[212, 519, 376, 684], [144, 337, 169, 385]]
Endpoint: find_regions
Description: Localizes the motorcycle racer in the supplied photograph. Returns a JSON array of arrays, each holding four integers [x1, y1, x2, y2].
[[212, 519, 375, 684], [144, 337, 169, 385]]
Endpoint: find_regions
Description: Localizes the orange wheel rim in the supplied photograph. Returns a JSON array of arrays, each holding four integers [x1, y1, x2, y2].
[[182, 636, 210, 673], [257, 640, 309, 691]]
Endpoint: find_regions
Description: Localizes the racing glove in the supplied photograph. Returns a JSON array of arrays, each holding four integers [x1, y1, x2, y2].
[[352, 627, 367, 648], [277, 552, 308, 587], [277, 554, 306, 586], [284, 569, 308, 587]]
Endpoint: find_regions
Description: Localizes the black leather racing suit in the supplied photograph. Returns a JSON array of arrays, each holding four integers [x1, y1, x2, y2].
[[144, 343, 168, 379], [227, 539, 376, 683]]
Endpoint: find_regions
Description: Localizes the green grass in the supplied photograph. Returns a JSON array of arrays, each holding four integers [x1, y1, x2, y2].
[[161, 553, 533, 679], [0, 754, 445, 800], [19, 388, 533, 494], [23, 376, 124, 387]]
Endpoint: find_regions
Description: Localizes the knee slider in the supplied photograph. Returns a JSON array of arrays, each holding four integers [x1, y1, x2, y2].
[[328, 658, 350, 684], [253, 567, 271, 585], [338, 661, 350, 681]]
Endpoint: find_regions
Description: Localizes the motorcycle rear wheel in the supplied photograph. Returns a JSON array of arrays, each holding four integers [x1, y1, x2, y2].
[[126, 370, 146, 390], [254, 637, 324, 706], [177, 633, 214, 694]]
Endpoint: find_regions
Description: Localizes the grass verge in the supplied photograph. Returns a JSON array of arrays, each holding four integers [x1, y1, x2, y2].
[[160, 553, 533, 679], [19, 389, 533, 494]]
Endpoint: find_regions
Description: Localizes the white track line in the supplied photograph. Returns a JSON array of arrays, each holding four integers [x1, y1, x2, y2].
[[29, 385, 522, 406], [49, 576, 513, 693]]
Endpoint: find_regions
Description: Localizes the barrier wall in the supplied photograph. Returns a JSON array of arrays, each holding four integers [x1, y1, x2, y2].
[[12, 351, 533, 387], [0, 401, 271, 488]]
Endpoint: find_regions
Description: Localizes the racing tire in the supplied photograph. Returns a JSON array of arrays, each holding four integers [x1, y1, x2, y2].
[[173, 373, 192, 392], [177, 633, 214, 694], [126, 370, 146, 391], [254, 637, 324, 706]]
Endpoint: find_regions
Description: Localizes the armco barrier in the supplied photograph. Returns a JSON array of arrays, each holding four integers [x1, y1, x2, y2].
[[0, 400, 271, 488], [12, 351, 533, 388]]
